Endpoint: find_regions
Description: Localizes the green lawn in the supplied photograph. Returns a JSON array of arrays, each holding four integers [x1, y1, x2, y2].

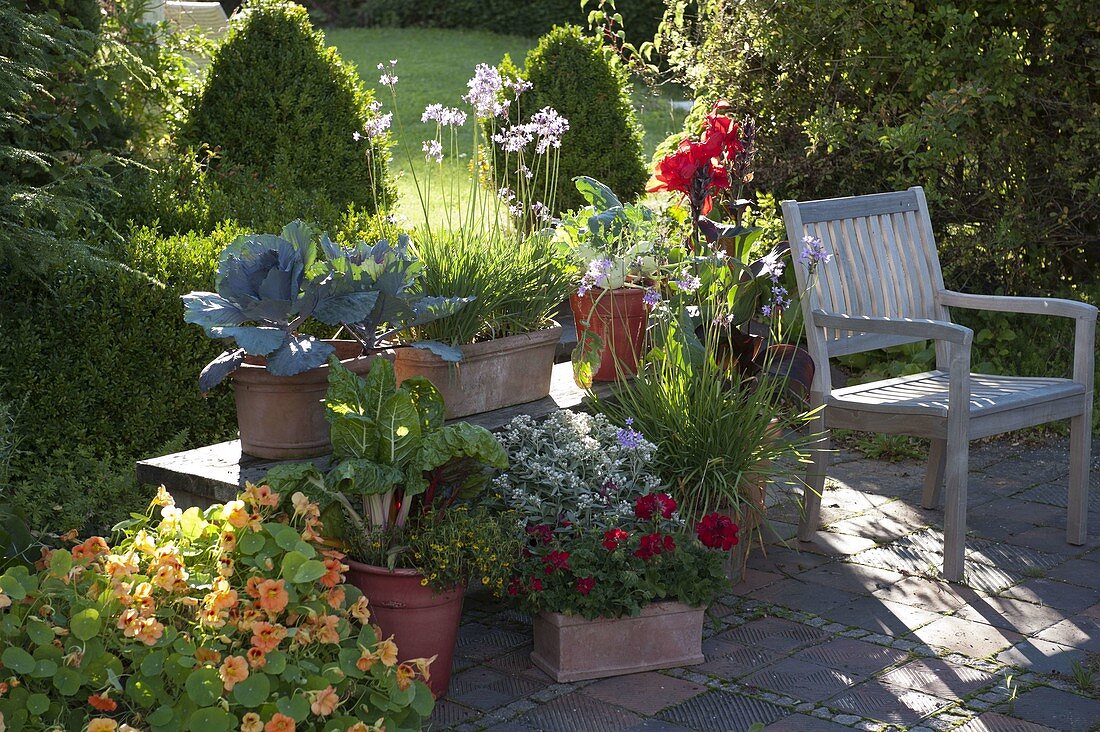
[[326, 27, 688, 225]]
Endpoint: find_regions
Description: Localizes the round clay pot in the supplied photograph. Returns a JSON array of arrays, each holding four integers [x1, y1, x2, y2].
[[569, 288, 648, 382], [344, 559, 464, 699], [231, 340, 389, 459]]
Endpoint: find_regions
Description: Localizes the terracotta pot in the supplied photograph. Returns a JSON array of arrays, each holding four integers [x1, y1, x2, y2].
[[232, 341, 390, 459], [531, 601, 705, 683], [569, 288, 648, 382], [393, 322, 562, 419], [344, 559, 464, 698], [724, 475, 767, 584]]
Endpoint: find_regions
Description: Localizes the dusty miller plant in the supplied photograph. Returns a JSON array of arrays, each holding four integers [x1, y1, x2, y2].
[[492, 411, 663, 530]]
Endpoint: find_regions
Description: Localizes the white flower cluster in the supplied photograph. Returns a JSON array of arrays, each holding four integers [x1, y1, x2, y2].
[[494, 410, 662, 530]]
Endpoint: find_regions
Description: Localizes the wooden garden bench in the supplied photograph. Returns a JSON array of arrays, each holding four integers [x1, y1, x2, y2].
[[783, 186, 1096, 582]]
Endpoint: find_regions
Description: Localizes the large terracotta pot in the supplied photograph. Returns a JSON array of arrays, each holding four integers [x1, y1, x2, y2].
[[231, 341, 388, 459], [569, 288, 647, 382], [531, 601, 705, 683], [393, 322, 562, 419], [344, 560, 464, 699]]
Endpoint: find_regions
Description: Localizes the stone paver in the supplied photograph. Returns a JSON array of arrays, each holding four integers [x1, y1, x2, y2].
[[427, 435, 1100, 731], [878, 658, 996, 700], [911, 615, 1024, 659], [1004, 685, 1100, 732], [580, 673, 705, 716]]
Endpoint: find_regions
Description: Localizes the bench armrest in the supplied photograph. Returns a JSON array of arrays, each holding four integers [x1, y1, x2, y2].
[[811, 310, 973, 346], [938, 290, 1098, 321]]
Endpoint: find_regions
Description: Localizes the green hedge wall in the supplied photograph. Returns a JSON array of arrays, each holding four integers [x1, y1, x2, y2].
[[302, 0, 666, 43], [0, 225, 244, 533]]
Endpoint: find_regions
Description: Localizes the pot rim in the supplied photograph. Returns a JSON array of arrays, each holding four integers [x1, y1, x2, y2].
[[392, 320, 563, 364]]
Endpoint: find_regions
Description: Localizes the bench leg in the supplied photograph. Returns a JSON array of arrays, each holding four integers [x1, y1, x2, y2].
[[922, 438, 947, 510], [942, 435, 969, 583], [1067, 409, 1091, 545], [798, 412, 829, 542]]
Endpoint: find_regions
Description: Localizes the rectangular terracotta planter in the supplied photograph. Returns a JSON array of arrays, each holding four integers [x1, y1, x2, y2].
[[530, 601, 705, 682], [393, 322, 562, 419]]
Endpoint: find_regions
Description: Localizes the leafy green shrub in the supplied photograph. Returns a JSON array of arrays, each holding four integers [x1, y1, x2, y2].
[[496, 25, 648, 213], [179, 0, 393, 233], [303, 0, 667, 44], [659, 0, 1099, 294], [0, 226, 246, 534]]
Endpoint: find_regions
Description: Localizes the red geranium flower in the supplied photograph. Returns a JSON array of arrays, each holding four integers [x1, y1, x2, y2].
[[525, 523, 553, 545], [542, 550, 571, 574], [634, 532, 676, 560], [576, 577, 596, 596], [507, 576, 523, 596], [530, 578, 544, 592], [696, 513, 739, 551], [602, 527, 629, 551], [634, 493, 677, 521]]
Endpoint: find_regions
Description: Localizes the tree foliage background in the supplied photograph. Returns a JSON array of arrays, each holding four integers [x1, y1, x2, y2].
[[658, 0, 1098, 293]]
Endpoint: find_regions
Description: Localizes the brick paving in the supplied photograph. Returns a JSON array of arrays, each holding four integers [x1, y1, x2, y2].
[[429, 436, 1100, 731]]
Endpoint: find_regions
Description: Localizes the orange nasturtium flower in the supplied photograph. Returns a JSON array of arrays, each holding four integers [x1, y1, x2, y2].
[[256, 578, 289, 614], [264, 712, 296, 732], [87, 719, 118, 732], [240, 712, 264, 732], [219, 655, 249, 691], [88, 693, 117, 712], [310, 685, 340, 716], [376, 637, 399, 667]]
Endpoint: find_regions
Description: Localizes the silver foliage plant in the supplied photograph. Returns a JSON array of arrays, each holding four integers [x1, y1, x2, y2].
[[493, 410, 665, 530]]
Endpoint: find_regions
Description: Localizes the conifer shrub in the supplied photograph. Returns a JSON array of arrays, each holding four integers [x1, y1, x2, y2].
[[179, 0, 393, 232], [497, 25, 647, 213]]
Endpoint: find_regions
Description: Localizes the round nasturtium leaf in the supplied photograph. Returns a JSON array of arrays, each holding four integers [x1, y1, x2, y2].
[[266, 523, 301, 551], [147, 705, 175, 726], [184, 667, 221, 707], [291, 559, 326, 584], [276, 694, 310, 722], [48, 549, 73, 578], [25, 693, 50, 716], [263, 650, 287, 675], [141, 650, 165, 676], [237, 530, 265, 555], [25, 617, 54, 646], [1, 646, 36, 674], [30, 659, 57, 678], [53, 667, 82, 696], [232, 671, 271, 708], [70, 608, 102, 641], [188, 706, 235, 732]]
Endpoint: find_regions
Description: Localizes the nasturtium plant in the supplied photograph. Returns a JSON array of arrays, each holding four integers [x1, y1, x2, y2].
[[0, 485, 433, 731]]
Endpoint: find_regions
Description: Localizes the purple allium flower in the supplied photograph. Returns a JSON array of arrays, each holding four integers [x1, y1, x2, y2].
[[529, 107, 570, 154], [675, 271, 702, 293], [498, 186, 515, 202], [506, 77, 533, 95], [799, 235, 831, 270], [517, 163, 534, 180], [464, 63, 507, 118], [760, 304, 773, 317], [587, 258, 614, 288], [422, 139, 443, 163], [361, 112, 392, 140], [377, 61, 399, 88], [493, 124, 534, 153], [422, 104, 467, 127], [509, 203, 524, 218], [757, 249, 785, 282], [532, 201, 550, 220], [616, 418, 645, 449], [642, 288, 660, 309]]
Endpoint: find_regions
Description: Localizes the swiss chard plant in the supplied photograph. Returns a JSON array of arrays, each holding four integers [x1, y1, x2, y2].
[[264, 358, 508, 564], [182, 222, 469, 392]]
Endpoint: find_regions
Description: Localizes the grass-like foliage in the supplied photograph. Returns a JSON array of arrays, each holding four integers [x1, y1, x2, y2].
[[409, 229, 574, 345], [591, 318, 814, 528]]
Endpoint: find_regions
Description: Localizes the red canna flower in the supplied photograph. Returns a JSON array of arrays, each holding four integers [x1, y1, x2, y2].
[[696, 513, 740, 551]]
